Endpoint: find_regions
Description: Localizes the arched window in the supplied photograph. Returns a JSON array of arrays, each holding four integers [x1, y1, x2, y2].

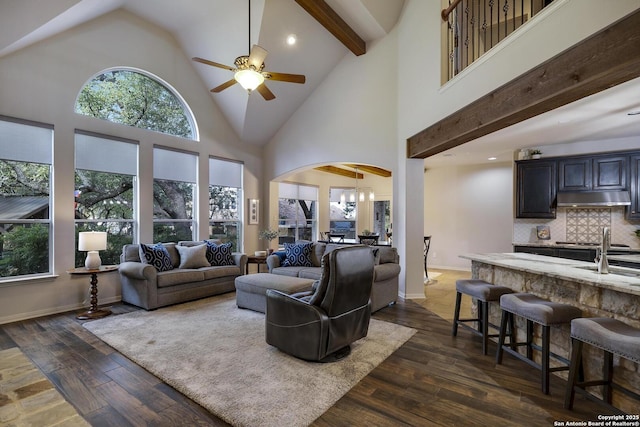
[[75, 68, 197, 140]]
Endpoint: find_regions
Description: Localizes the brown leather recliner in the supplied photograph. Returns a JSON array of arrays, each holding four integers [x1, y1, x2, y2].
[[265, 246, 375, 362]]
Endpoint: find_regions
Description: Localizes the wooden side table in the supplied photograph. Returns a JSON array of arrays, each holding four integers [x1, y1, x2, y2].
[[68, 265, 118, 320], [246, 255, 268, 274]]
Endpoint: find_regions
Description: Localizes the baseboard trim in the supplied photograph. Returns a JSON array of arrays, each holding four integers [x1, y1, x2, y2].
[[0, 296, 122, 325]]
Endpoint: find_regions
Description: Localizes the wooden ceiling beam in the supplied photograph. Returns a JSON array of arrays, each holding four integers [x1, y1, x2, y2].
[[345, 164, 392, 177], [314, 165, 363, 179], [295, 0, 366, 56], [407, 9, 640, 159]]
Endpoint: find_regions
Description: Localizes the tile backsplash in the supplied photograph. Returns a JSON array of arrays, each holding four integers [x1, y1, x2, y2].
[[565, 208, 610, 243], [513, 207, 640, 248]]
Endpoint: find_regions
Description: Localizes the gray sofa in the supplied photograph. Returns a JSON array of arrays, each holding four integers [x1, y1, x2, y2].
[[266, 242, 400, 312], [119, 240, 247, 310]]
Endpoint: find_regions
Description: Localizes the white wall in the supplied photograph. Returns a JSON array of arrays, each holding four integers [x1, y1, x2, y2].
[[264, 32, 398, 179], [398, 0, 640, 141], [396, 0, 640, 276], [2, 1, 638, 322], [0, 10, 261, 324], [424, 163, 514, 271], [264, 0, 640, 300]]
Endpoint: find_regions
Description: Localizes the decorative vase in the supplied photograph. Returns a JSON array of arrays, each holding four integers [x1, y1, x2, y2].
[[532, 154, 541, 159]]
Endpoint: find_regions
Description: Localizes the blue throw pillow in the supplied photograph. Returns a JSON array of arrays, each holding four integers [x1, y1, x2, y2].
[[273, 250, 286, 263], [204, 241, 235, 266], [139, 243, 174, 272], [282, 242, 313, 267]]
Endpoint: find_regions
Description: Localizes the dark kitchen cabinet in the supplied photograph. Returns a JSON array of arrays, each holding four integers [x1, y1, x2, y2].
[[558, 154, 626, 192], [556, 248, 596, 262], [514, 245, 556, 256], [515, 245, 597, 262], [516, 160, 557, 218], [559, 158, 591, 191], [593, 155, 626, 190], [629, 154, 640, 220]]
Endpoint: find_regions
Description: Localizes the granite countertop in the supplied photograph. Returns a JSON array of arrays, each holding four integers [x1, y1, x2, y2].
[[460, 252, 640, 296], [512, 242, 640, 252]]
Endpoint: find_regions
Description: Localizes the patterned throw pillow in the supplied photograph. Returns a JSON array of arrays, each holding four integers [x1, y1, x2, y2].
[[139, 243, 174, 272], [204, 241, 235, 266], [282, 242, 313, 267]]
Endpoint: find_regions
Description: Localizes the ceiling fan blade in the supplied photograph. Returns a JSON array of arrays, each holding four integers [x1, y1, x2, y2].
[[192, 57, 235, 71], [256, 84, 275, 101], [248, 45, 268, 69], [265, 72, 306, 84], [211, 79, 237, 93]]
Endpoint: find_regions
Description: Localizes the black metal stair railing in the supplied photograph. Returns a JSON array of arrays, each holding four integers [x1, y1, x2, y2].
[[442, 0, 554, 82]]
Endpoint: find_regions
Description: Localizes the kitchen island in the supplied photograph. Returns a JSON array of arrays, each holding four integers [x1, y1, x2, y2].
[[460, 252, 640, 413]]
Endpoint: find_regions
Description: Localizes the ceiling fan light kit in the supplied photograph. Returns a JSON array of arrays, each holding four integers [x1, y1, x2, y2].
[[234, 68, 264, 92], [191, 0, 305, 100]]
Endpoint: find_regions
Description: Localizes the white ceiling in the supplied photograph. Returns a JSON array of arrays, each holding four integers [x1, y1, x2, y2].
[[1, 0, 638, 167], [0, 0, 405, 146]]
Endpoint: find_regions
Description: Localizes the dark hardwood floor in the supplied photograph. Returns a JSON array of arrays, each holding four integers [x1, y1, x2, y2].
[[1, 293, 608, 426]]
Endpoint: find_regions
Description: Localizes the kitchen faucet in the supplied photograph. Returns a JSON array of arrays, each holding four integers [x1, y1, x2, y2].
[[595, 227, 610, 274]]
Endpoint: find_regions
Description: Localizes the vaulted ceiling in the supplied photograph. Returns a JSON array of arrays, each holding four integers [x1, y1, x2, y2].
[[0, 0, 405, 146], [2, 1, 639, 168]]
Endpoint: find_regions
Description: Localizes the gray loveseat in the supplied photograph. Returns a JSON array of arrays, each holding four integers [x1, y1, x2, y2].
[[119, 240, 247, 310], [266, 241, 400, 312]]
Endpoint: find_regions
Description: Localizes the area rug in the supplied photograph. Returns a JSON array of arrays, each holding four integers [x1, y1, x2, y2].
[[83, 293, 416, 427], [0, 347, 89, 426]]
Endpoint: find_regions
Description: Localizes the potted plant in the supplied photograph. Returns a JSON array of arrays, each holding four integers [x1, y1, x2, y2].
[[530, 149, 542, 159], [258, 228, 279, 254]]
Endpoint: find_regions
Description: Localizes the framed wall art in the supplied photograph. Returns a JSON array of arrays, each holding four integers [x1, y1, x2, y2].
[[248, 199, 259, 224]]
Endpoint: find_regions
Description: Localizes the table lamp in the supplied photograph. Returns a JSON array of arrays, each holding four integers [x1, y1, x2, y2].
[[78, 231, 107, 269]]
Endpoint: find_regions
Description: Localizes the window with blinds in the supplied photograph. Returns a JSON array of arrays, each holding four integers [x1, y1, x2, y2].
[[0, 116, 53, 279]]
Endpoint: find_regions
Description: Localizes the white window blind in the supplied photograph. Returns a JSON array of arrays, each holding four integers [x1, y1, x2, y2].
[[0, 118, 52, 164], [209, 157, 242, 188], [75, 132, 137, 175], [154, 147, 197, 183], [279, 183, 317, 200], [329, 188, 354, 202]]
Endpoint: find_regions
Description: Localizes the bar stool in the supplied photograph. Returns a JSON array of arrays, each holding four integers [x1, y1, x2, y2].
[[452, 279, 514, 355], [564, 317, 640, 412], [496, 293, 582, 394]]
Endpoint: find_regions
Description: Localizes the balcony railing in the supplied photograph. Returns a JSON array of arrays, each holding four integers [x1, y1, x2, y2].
[[442, 0, 554, 82]]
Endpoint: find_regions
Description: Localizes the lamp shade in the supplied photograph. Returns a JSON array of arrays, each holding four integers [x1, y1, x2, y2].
[[78, 231, 107, 251], [234, 69, 264, 91]]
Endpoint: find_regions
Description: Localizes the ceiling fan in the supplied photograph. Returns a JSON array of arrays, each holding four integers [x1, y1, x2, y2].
[[192, 45, 305, 101], [192, 0, 305, 101]]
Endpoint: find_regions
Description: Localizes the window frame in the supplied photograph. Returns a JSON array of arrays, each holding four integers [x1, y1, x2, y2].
[[208, 157, 243, 252], [152, 147, 198, 243], [74, 67, 199, 141], [278, 183, 318, 244], [74, 130, 138, 267], [0, 115, 54, 282]]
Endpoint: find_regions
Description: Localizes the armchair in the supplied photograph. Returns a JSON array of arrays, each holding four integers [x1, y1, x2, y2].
[[265, 246, 375, 362]]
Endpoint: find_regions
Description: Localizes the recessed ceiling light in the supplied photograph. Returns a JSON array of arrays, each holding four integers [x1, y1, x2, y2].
[[286, 34, 297, 46], [488, 157, 497, 161]]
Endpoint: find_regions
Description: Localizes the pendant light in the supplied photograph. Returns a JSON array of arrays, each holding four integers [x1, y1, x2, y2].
[[352, 167, 359, 203]]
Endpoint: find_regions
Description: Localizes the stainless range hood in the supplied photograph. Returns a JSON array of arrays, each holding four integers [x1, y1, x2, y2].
[[557, 191, 631, 207]]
